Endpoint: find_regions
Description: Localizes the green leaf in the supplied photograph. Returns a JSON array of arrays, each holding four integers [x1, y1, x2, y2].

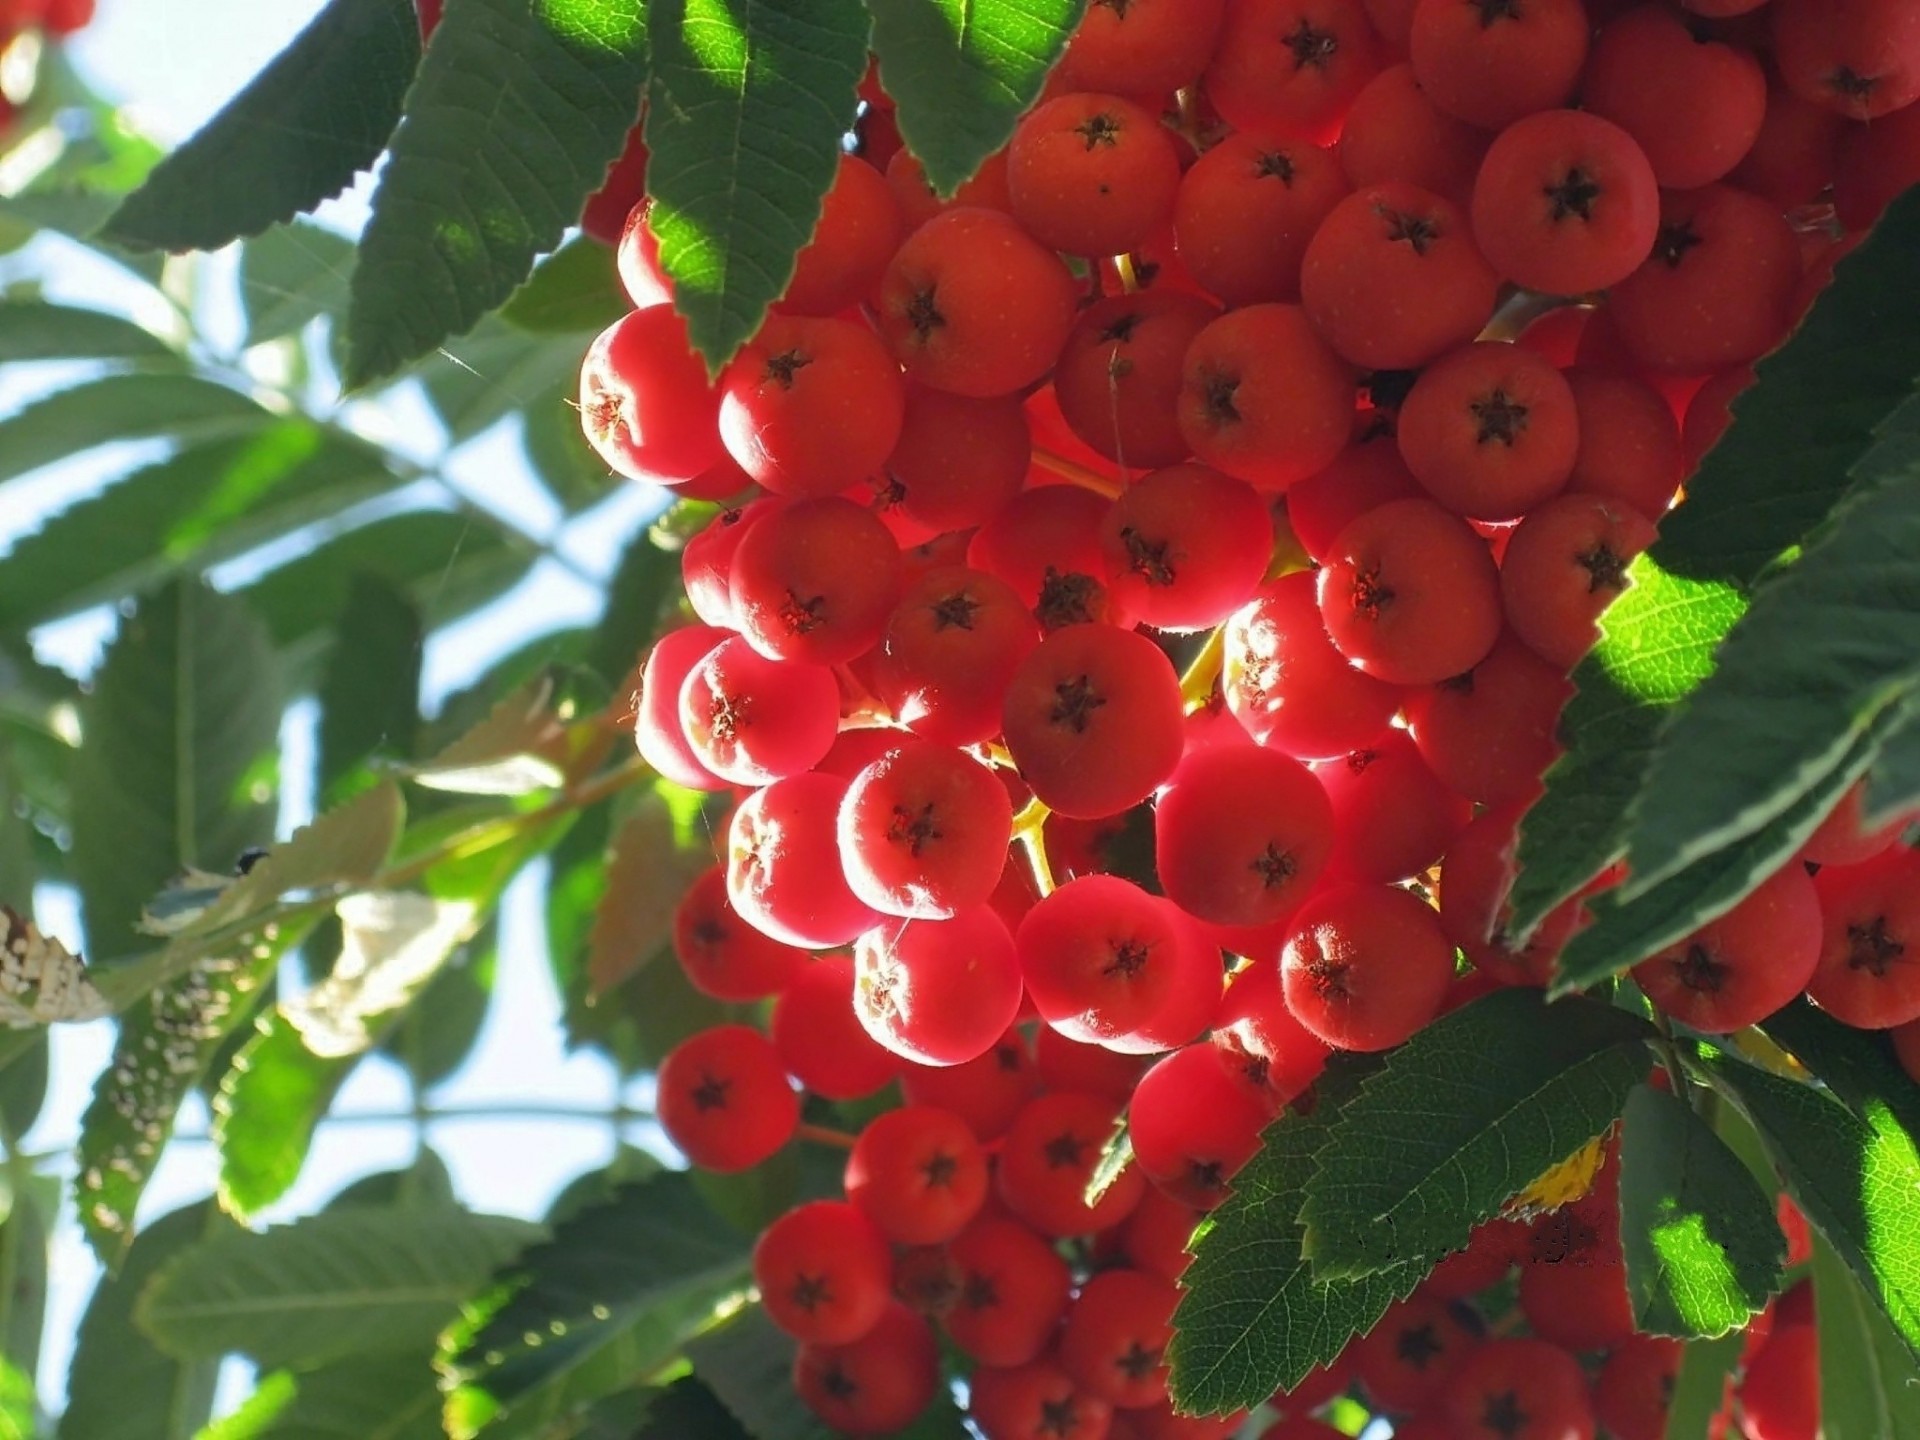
[[1811, 1228, 1920, 1440], [1168, 1057, 1426, 1414], [343, 0, 650, 389], [0, 426, 402, 635], [501, 236, 629, 334], [197, 779, 408, 937], [588, 791, 713, 994], [1545, 697, 1912, 993], [1662, 1331, 1742, 1440], [439, 1172, 751, 1440], [1510, 562, 1748, 937], [316, 575, 423, 804], [137, 1207, 543, 1370], [586, 526, 680, 685], [75, 923, 302, 1265], [684, 1306, 837, 1440], [1760, 999, 1920, 1142], [102, 0, 421, 252], [1298, 990, 1654, 1279], [213, 1017, 357, 1221], [0, 1175, 53, 1402], [0, 374, 270, 490], [60, 1203, 225, 1440], [384, 941, 495, 1087], [1864, 701, 1920, 824], [1621, 398, 1920, 896], [1697, 1046, 1920, 1359], [520, 386, 615, 512], [1617, 1084, 1784, 1338], [198, 1349, 445, 1440], [0, 1356, 33, 1440], [867, 0, 1086, 195], [70, 580, 281, 962], [635, 1379, 750, 1440], [239, 223, 358, 345], [326, 1151, 457, 1211], [644, 0, 870, 371], [240, 511, 528, 651], [408, 673, 570, 796], [0, 299, 179, 363], [415, 312, 591, 445]]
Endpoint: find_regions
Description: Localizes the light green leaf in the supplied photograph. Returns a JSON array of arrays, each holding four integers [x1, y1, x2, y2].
[[1617, 1085, 1784, 1338], [213, 1017, 356, 1221], [197, 1349, 446, 1440], [1812, 1229, 1920, 1440], [1622, 398, 1920, 896], [137, 1208, 544, 1370], [102, 0, 421, 252], [239, 223, 358, 344], [1662, 1331, 1742, 1440], [316, 576, 423, 804], [439, 1173, 751, 1440], [644, 0, 870, 371], [0, 299, 178, 363], [1760, 999, 1920, 1142], [0, 374, 269, 490], [1298, 990, 1654, 1279], [60, 1203, 225, 1440], [1546, 696, 1913, 993], [1166, 1056, 1423, 1416], [1698, 1046, 1920, 1359], [285, 891, 477, 1057], [501, 236, 629, 334], [343, 0, 650, 388], [867, 0, 1086, 195]]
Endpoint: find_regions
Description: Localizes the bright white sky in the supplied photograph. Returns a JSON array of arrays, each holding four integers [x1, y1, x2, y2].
[[20, 0, 666, 1418]]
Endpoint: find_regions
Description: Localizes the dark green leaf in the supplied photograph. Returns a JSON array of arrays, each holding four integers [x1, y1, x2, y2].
[[199, 1348, 445, 1440], [501, 236, 629, 334], [1759, 998, 1920, 1148], [240, 511, 529, 650], [0, 426, 400, 634], [240, 222, 359, 344], [60, 1203, 224, 1440], [1299, 990, 1654, 1279], [644, 0, 869, 370], [1811, 1229, 1920, 1440], [1168, 1056, 1424, 1414], [385, 942, 495, 1088], [70, 580, 281, 961], [1547, 700, 1910, 993], [0, 190, 165, 283], [684, 1307, 834, 1440], [585, 525, 680, 686], [0, 299, 178, 363], [1864, 701, 1920, 825], [0, 1174, 52, 1401], [520, 384, 615, 512], [635, 1379, 749, 1440], [867, 0, 1086, 196], [0, 374, 269, 490], [440, 1172, 751, 1439], [1662, 1332, 1742, 1440], [316, 575, 423, 805], [1698, 1046, 1920, 1359], [343, 0, 650, 388], [588, 791, 713, 994], [102, 0, 421, 251], [0, 1031, 47, 1146], [137, 1207, 543, 1369], [1617, 1085, 1784, 1338], [326, 1150, 457, 1211], [1622, 398, 1920, 896]]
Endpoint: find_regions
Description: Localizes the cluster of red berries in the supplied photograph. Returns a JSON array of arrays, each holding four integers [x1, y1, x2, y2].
[[0, 0, 92, 132], [576, 0, 1920, 1433]]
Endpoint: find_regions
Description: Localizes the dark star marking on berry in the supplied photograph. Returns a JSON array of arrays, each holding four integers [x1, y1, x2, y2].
[[1846, 915, 1905, 976], [1545, 165, 1603, 223], [921, 1151, 961, 1188], [1038, 1397, 1083, 1437], [1826, 65, 1883, 106], [1204, 369, 1243, 424], [790, 1272, 833, 1312], [930, 589, 981, 630], [995, 1041, 1025, 1072], [1121, 525, 1177, 586], [963, 1272, 1001, 1310], [708, 691, 749, 742], [872, 474, 908, 512], [889, 802, 944, 857], [905, 286, 945, 341], [1252, 842, 1297, 889], [690, 1071, 732, 1112], [1104, 938, 1152, 979], [1242, 1054, 1272, 1088], [763, 348, 811, 389], [780, 588, 828, 634], [1307, 957, 1352, 1000], [1116, 1340, 1163, 1380], [1378, 204, 1440, 256], [1256, 149, 1297, 184], [1043, 1130, 1089, 1168], [1577, 541, 1631, 594], [1482, 1389, 1530, 1439], [1472, 0, 1522, 25], [1351, 567, 1396, 619], [1100, 310, 1144, 345], [1396, 1322, 1445, 1369], [1282, 18, 1338, 71], [1038, 567, 1104, 631], [1076, 112, 1124, 150], [1470, 388, 1529, 447], [1654, 221, 1705, 268], [1051, 674, 1110, 733], [690, 915, 727, 952], [1675, 942, 1730, 994], [821, 1364, 859, 1403], [1188, 1158, 1227, 1193]]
